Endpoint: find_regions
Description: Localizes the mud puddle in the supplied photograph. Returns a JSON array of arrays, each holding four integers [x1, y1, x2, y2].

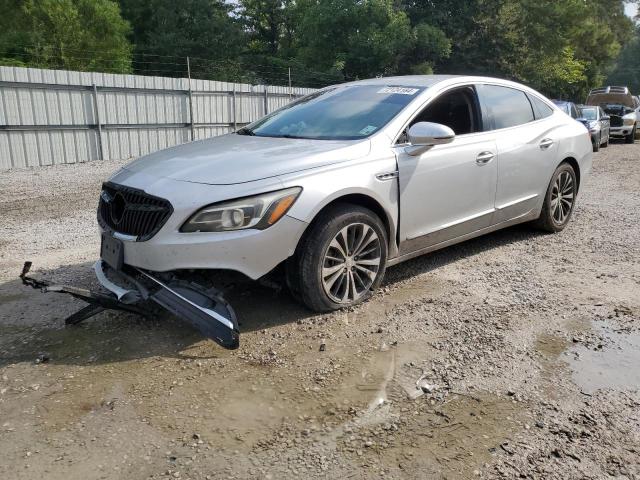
[[568, 321, 640, 394], [536, 319, 640, 395]]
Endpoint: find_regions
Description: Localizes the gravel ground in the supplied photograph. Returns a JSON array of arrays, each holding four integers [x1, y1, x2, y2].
[[0, 142, 639, 480]]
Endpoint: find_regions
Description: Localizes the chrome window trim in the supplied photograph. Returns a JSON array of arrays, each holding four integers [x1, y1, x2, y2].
[[390, 81, 557, 146]]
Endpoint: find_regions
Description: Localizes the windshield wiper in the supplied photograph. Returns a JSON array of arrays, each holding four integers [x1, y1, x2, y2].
[[236, 127, 255, 136]]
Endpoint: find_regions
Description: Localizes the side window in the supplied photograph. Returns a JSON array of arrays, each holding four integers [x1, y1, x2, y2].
[[528, 94, 554, 120], [403, 86, 482, 140], [477, 85, 535, 130]]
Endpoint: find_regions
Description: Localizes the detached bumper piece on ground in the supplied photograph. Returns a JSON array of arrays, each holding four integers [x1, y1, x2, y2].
[[20, 261, 240, 349]]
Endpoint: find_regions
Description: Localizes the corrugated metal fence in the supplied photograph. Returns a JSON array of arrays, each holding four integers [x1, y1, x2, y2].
[[0, 66, 315, 169]]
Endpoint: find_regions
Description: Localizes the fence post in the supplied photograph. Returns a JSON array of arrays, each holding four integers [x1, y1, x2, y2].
[[232, 84, 237, 130], [288, 67, 292, 100], [264, 86, 269, 116], [186, 56, 195, 141], [92, 84, 104, 160]]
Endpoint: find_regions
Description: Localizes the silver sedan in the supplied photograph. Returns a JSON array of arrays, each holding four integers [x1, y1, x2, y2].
[[98, 75, 592, 318]]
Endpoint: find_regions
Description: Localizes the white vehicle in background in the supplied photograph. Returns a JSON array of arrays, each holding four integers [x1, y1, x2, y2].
[[586, 86, 638, 143]]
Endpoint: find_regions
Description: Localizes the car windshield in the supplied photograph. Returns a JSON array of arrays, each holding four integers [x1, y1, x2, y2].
[[580, 107, 598, 120], [238, 85, 424, 140]]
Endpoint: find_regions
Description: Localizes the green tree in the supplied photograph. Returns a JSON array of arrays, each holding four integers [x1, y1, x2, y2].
[[0, 0, 132, 73], [119, 0, 244, 78], [608, 29, 640, 93], [239, 0, 296, 56], [407, 0, 633, 100], [293, 0, 450, 80]]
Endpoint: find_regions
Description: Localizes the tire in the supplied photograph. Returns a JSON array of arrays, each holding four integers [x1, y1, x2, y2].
[[286, 203, 388, 312], [533, 163, 578, 233], [593, 136, 600, 152], [625, 126, 636, 144]]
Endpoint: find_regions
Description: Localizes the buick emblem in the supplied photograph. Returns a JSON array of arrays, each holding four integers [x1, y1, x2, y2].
[[110, 192, 127, 225]]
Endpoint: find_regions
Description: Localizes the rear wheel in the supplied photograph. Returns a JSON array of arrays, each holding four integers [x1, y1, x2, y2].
[[286, 204, 388, 312], [533, 163, 577, 233]]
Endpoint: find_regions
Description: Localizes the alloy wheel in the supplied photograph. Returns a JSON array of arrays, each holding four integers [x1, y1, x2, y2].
[[550, 171, 575, 225], [321, 223, 382, 304]]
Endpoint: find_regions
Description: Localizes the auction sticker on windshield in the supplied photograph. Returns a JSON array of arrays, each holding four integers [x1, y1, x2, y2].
[[359, 125, 378, 135], [377, 87, 419, 95]]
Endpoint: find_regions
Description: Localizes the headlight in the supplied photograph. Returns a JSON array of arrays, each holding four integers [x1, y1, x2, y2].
[[623, 113, 636, 126], [589, 121, 599, 130], [180, 187, 302, 233]]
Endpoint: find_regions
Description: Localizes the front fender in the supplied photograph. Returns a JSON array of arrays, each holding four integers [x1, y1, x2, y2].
[[278, 154, 400, 257]]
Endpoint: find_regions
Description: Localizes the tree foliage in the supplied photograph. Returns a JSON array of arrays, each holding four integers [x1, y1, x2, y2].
[[119, 0, 243, 78], [0, 0, 637, 98], [607, 28, 640, 93], [0, 0, 132, 73]]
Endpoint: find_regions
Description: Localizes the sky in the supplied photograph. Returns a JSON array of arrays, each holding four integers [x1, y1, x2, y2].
[[625, 2, 638, 19]]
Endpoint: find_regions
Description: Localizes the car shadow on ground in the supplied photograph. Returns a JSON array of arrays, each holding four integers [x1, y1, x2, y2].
[[0, 223, 545, 367]]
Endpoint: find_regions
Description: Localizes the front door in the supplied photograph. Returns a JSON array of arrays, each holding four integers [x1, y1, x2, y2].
[[395, 86, 498, 255], [396, 135, 498, 254]]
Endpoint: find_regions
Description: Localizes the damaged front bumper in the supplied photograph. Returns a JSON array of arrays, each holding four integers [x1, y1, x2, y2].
[[20, 261, 240, 349]]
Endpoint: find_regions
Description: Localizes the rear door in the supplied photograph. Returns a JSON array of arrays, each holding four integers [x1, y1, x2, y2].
[[477, 84, 558, 223]]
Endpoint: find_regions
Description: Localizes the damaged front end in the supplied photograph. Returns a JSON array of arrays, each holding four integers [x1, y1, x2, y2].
[[20, 260, 240, 349]]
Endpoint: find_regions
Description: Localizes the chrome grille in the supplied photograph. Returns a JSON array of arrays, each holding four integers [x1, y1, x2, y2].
[[610, 115, 623, 127], [98, 182, 172, 241]]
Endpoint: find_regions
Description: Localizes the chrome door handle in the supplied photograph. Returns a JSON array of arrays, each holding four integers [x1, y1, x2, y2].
[[539, 138, 554, 150], [476, 151, 495, 165]]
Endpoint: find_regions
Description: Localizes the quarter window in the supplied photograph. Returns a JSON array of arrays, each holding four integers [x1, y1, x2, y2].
[[478, 85, 535, 130], [528, 94, 554, 120]]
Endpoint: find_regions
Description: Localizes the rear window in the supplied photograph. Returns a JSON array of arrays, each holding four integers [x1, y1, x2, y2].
[[479, 85, 535, 130]]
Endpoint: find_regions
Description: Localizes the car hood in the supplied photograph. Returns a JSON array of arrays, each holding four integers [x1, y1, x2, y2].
[[122, 133, 371, 185], [586, 93, 635, 109]]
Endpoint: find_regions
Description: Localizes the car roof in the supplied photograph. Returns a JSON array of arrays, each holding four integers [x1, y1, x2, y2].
[[336, 75, 542, 92], [344, 75, 461, 88]]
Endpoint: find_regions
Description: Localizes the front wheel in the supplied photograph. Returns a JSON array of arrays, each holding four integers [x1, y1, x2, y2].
[[533, 163, 577, 233], [625, 126, 636, 144], [286, 204, 388, 312]]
